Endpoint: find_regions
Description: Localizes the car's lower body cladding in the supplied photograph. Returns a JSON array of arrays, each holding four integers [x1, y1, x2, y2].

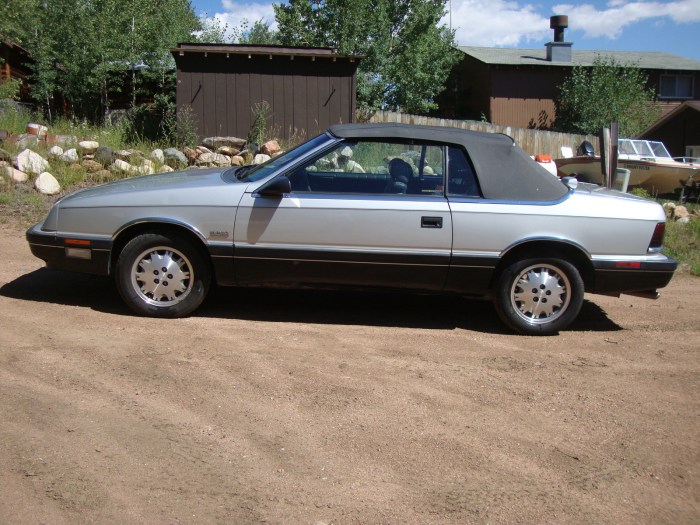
[[26, 224, 112, 275], [232, 245, 453, 291]]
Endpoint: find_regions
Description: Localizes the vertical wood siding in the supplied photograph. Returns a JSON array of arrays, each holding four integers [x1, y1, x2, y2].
[[174, 51, 358, 141]]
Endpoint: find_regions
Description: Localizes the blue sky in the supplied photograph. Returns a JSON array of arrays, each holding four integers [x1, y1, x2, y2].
[[190, 0, 700, 61]]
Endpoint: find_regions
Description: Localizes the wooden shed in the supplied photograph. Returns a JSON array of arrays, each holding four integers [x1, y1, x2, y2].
[[171, 44, 361, 141]]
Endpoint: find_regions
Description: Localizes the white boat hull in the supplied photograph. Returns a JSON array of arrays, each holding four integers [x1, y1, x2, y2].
[[555, 157, 700, 194]]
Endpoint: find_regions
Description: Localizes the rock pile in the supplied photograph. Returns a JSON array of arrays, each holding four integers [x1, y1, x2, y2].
[[0, 134, 284, 197], [663, 202, 699, 224]]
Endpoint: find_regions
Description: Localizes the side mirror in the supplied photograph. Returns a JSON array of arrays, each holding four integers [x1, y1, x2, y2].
[[562, 176, 578, 190], [257, 176, 291, 196]]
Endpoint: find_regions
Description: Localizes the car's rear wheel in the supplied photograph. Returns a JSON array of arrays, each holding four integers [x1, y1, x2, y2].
[[494, 258, 583, 335], [116, 233, 210, 317]]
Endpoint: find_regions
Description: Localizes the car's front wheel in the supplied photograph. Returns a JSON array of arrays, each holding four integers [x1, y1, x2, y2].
[[116, 233, 210, 317], [494, 258, 584, 335]]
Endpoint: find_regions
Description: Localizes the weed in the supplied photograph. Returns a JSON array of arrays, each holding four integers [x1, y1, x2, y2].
[[0, 104, 34, 135], [629, 187, 652, 199], [664, 217, 700, 276], [247, 101, 272, 148]]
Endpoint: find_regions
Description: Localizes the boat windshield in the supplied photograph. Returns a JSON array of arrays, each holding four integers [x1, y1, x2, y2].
[[620, 139, 672, 159], [619, 140, 636, 155], [649, 141, 672, 158], [631, 140, 654, 157]]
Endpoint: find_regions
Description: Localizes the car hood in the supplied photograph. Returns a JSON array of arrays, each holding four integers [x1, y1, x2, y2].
[[57, 167, 250, 208]]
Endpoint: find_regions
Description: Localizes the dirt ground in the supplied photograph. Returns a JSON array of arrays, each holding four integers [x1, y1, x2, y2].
[[0, 221, 698, 525]]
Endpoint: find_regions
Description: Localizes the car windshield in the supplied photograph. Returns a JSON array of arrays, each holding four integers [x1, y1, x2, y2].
[[236, 133, 334, 182]]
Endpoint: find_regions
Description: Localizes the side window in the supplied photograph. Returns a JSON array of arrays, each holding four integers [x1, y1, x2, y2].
[[447, 146, 481, 198], [287, 140, 444, 196]]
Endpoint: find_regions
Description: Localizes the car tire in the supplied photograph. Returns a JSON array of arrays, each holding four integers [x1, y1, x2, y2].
[[116, 233, 210, 318], [494, 258, 584, 335]]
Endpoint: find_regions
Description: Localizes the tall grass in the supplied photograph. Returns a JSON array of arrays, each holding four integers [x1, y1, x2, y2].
[[664, 217, 700, 276], [0, 105, 33, 135]]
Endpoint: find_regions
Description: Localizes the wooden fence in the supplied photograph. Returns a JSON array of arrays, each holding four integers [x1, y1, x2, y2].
[[368, 110, 598, 158]]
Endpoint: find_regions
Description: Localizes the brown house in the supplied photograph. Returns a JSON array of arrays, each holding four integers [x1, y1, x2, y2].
[[639, 101, 700, 158], [172, 44, 361, 141], [0, 39, 32, 102], [435, 19, 700, 131]]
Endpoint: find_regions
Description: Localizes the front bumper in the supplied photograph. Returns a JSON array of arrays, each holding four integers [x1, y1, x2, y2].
[[26, 222, 113, 276]]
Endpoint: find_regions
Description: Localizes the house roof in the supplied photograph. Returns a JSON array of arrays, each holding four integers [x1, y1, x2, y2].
[[457, 46, 700, 71], [640, 101, 700, 137]]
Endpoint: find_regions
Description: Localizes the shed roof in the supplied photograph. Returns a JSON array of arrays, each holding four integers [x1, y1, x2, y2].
[[172, 43, 362, 61], [457, 46, 700, 71]]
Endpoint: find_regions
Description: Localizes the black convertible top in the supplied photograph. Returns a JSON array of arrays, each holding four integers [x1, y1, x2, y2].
[[329, 123, 568, 202]]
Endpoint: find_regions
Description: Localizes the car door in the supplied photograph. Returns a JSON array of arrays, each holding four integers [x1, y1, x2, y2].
[[232, 139, 452, 291]]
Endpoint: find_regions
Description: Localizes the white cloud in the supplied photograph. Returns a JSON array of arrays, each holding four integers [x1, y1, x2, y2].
[[203, 1, 278, 39], [444, 0, 700, 46], [444, 0, 551, 46], [553, 1, 700, 39]]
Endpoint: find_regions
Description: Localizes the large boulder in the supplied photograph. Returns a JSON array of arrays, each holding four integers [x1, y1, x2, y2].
[[79, 140, 99, 155], [213, 153, 231, 167], [674, 205, 690, 221], [110, 159, 133, 173], [183, 146, 198, 163], [59, 148, 79, 163], [48, 145, 64, 158], [35, 172, 61, 195], [94, 146, 115, 167], [51, 135, 78, 147], [195, 152, 215, 166], [4, 165, 29, 183], [82, 159, 103, 173], [261, 140, 281, 156], [150, 148, 165, 164], [16, 149, 49, 175], [216, 146, 240, 156], [163, 148, 188, 169], [202, 136, 246, 149], [16, 133, 39, 150], [115, 149, 144, 161]]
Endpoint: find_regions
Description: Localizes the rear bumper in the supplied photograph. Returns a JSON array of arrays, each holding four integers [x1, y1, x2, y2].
[[26, 223, 112, 276], [591, 255, 677, 296]]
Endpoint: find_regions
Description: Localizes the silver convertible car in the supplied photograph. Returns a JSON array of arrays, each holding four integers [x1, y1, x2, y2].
[[27, 123, 677, 335]]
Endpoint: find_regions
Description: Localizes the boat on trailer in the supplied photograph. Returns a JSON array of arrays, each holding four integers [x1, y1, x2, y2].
[[555, 139, 700, 195]]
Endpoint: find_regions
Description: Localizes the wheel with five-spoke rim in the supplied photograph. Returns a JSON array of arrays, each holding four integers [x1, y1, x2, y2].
[[116, 233, 210, 317], [494, 258, 584, 335]]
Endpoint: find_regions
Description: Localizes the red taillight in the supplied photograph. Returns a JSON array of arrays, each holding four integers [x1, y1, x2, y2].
[[649, 222, 665, 251], [615, 261, 642, 268]]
